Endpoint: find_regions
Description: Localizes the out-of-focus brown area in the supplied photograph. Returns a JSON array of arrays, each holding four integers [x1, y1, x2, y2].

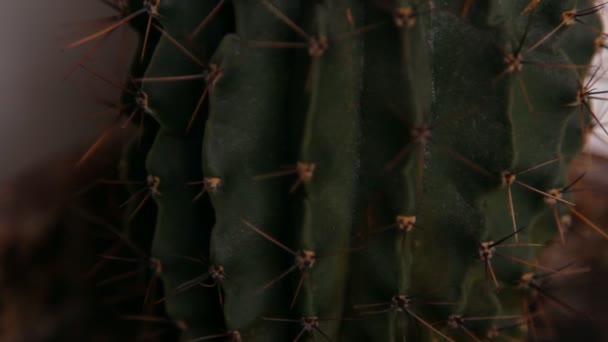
[[538, 153, 608, 342], [568, 153, 608, 229], [0, 0, 136, 183], [0, 130, 147, 342]]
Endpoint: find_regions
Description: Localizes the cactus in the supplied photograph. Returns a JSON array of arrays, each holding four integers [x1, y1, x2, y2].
[[67, 0, 607, 340]]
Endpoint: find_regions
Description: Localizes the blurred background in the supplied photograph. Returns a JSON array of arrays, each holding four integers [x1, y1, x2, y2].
[[0, 3, 149, 341], [0, 0, 136, 181]]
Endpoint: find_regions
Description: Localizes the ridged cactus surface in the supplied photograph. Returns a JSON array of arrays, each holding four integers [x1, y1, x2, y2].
[[73, 0, 606, 340]]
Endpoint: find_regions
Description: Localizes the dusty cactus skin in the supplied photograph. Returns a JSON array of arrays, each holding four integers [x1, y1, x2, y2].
[[74, 0, 606, 340]]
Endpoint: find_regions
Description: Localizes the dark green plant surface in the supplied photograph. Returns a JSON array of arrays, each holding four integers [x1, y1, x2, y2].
[[69, 0, 607, 340]]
